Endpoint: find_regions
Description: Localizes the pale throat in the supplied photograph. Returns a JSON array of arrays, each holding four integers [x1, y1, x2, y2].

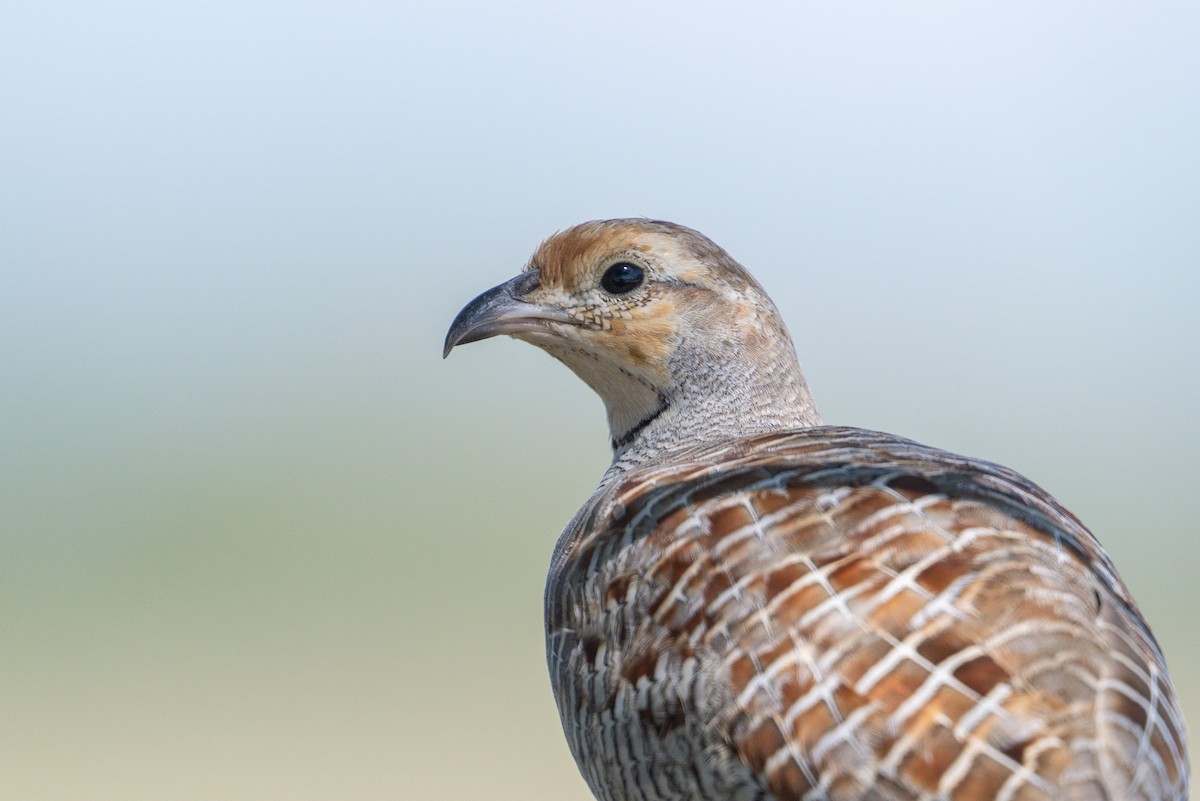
[[604, 345, 820, 467], [529, 326, 821, 467], [542, 342, 667, 446]]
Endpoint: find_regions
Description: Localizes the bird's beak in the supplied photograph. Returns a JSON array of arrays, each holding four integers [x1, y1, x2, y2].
[[443, 271, 574, 358]]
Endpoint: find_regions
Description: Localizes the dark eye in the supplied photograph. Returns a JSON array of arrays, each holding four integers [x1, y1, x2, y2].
[[600, 262, 645, 295]]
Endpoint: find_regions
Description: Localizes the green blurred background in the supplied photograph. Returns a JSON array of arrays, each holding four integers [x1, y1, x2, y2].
[[3, 2, 1197, 798]]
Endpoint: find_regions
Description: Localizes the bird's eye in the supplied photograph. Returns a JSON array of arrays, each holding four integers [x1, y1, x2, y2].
[[600, 262, 645, 295]]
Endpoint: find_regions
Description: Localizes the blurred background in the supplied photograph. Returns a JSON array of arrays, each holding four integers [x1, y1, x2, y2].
[[2, 1, 1197, 798]]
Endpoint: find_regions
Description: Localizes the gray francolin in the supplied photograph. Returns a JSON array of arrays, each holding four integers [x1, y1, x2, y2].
[[444, 219, 1188, 801]]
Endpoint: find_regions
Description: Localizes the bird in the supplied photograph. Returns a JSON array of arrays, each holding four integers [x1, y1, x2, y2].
[[443, 218, 1189, 801]]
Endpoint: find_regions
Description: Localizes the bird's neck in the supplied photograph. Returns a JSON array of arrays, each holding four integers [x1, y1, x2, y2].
[[605, 337, 821, 476]]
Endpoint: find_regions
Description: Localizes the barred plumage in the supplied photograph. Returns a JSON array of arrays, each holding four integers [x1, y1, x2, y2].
[[445, 219, 1188, 800], [547, 428, 1186, 800]]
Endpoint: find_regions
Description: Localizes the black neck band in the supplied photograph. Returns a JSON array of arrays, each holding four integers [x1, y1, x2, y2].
[[612, 398, 670, 451]]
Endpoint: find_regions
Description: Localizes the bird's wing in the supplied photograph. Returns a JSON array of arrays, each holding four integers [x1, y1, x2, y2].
[[546, 427, 1187, 801]]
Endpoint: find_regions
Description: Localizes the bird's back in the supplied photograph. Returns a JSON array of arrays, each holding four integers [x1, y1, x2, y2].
[[546, 426, 1188, 801]]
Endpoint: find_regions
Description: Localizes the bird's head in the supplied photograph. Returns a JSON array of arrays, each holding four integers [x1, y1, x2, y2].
[[445, 219, 819, 463]]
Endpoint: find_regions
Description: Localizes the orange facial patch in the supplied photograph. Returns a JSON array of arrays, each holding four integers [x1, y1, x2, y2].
[[618, 309, 674, 367], [531, 220, 653, 290], [555, 299, 675, 387]]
